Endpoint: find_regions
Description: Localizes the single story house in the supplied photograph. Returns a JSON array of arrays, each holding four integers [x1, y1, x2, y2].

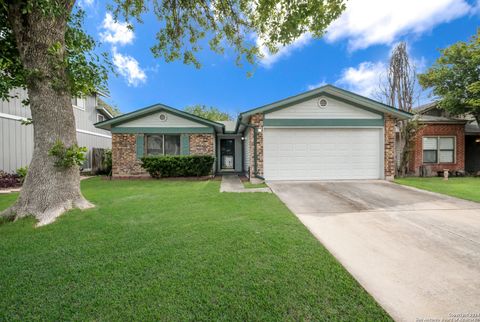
[[409, 102, 480, 176], [95, 85, 412, 181]]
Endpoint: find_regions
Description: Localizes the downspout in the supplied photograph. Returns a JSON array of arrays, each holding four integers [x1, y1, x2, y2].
[[240, 122, 265, 180]]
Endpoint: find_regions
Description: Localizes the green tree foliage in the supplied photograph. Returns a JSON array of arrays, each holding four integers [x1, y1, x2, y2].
[[185, 104, 232, 121], [0, 0, 345, 223], [419, 30, 480, 125], [48, 140, 88, 168], [0, 5, 110, 101], [111, 0, 346, 68], [1, 0, 346, 101]]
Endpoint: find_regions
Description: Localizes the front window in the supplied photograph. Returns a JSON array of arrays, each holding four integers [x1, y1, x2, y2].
[[422, 137, 455, 164], [97, 114, 105, 122], [72, 97, 86, 110], [146, 134, 180, 156]]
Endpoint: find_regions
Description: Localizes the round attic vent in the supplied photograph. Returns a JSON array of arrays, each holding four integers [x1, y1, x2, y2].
[[159, 113, 167, 121], [317, 98, 328, 108]]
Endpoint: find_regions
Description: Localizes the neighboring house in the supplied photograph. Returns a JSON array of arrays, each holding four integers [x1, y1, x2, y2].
[[409, 102, 480, 176], [0, 88, 114, 173], [95, 85, 411, 181]]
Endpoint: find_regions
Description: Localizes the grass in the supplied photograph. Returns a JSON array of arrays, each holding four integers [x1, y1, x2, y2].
[[395, 177, 480, 202], [243, 181, 268, 189], [0, 178, 390, 321]]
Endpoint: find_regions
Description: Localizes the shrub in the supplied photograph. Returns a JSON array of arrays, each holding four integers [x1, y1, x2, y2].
[[0, 171, 21, 189], [16, 166, 28, 182], [48, 140, 87, 168], [141, 155, 215, 178]]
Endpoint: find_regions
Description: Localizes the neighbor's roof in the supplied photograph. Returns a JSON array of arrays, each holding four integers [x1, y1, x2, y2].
[[466, 122, 480, 134], [414, 101, 439, 114], [417, 115, 468, 124], [94, 103, 225, 132], [235, 84, 412, 132], [217, 120, 237, 133], [96, 98, 118, 119]]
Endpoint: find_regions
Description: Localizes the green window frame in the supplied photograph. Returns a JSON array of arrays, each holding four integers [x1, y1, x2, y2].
[[145, 134, 181, 156]]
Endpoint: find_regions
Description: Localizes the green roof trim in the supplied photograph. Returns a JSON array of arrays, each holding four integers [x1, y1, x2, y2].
[[264, 118, 384, 127], [95, 103, 225, 131], [236, 84, 412, 132], [111, 127, 215, 134]]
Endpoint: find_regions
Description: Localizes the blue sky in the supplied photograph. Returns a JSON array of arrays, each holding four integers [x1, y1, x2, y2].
[[79, 0, 480, 117]]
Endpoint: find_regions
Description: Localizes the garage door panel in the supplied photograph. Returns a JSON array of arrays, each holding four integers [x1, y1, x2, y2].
[[264, 128, 382, 180]]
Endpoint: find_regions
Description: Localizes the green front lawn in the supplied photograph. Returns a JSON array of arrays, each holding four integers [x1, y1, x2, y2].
[[243, 181, 269, 189], [395, 177, 480, 202], [0, 178, 389, 321]]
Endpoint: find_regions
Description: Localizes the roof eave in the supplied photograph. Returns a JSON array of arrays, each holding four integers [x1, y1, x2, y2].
[[419, 120, 468, 125], [93, 103, 225, 131], [239, 85, 412, 121]]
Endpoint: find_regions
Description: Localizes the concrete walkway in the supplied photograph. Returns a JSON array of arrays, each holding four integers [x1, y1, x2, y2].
[[220, 175, 271, 193], [269, 180, 480, 322]]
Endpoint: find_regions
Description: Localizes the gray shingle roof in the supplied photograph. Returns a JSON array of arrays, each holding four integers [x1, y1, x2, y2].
[[217, 121, 236, 132]]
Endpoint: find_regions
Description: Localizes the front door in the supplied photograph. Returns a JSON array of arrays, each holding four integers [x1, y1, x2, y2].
[[220, 139, 235, 170]]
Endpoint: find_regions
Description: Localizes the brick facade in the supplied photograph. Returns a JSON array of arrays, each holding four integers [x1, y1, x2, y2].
[[384, 115, 396, 180], [112, 133, 148, 178], [248, 113, 264, 178], [112, 133, 215, 178], [189, 134, 215, 155], [409, 123, 465, 175]]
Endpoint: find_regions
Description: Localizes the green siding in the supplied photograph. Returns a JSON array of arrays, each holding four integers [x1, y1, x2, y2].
[[136, 134, 144, 159], [112, 127, 215, 134], [181, 134, 190, 155], [263, 118, 384, 127]]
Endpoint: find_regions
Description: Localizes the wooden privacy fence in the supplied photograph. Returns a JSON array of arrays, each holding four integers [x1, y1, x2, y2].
[[92, 148, 107, 174]]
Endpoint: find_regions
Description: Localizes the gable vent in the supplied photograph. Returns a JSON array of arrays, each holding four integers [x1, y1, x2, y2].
[[159, 113, 167, 121], [317, 98, 328, 108]]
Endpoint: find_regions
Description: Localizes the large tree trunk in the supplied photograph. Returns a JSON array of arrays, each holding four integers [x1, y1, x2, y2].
[[1, 2, 93, 226]]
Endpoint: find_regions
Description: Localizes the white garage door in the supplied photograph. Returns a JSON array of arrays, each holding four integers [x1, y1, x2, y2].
[[264, 128, 383, 180]]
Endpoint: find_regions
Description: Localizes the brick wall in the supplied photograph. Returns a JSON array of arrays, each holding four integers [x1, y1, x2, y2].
[[248, 114, 264, 178], [112, 133, 147, 178], [112, 133, 216, 178], [384, 115, 396, 180], [409, 123, 465, 175], [189, 134, 215, 155]]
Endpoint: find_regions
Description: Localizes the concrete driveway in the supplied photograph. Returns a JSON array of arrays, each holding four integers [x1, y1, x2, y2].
[[269, 181, 480, 322]]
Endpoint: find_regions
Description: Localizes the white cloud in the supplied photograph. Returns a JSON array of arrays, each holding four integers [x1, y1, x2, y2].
[[100, 13, 134, 46], [307, 79, 327, 90], [77, 0, 94, 6], [326, 0, 474, 51], [257, 33, 312, 68], [112, 48, 146, 86], [335, 61, 386, 98]]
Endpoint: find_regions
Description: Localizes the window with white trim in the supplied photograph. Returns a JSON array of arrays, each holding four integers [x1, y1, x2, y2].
[[145, 134, 180, 156], [97, 113, 105, 122], [72, 97, 86, 110], [422, 136, 455, 163]]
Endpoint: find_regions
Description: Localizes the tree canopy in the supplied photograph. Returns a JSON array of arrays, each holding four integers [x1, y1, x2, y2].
[[0, 0, 346, 224], [1, 0, 346, 100], [185, 104, 232, 121], [0, 5, 110, 100], [419, 30, 480, 124]]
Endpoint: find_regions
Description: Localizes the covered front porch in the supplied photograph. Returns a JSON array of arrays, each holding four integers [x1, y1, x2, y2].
[[216, 134, 244, 174]]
